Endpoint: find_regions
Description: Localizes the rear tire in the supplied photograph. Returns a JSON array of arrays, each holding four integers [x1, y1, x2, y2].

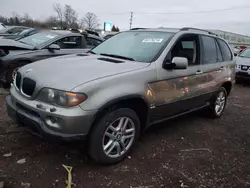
[[206, 87, 227, 118], [88, 108, 140, 164]]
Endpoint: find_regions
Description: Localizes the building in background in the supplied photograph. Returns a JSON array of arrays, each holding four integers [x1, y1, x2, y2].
[[209, 30, 250, 47]]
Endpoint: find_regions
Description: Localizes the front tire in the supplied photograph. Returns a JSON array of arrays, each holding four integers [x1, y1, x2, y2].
[[207, 87, 227, 118], [88, 108, 140, 164]]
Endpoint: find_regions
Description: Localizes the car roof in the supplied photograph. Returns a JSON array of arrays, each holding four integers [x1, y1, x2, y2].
[[128, 27, 219, 37], [36, 29, 82, 37]]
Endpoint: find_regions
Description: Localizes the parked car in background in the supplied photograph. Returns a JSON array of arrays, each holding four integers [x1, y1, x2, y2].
[[0, 30, 103, 86], [233, 45, 248, 56], [6, 27, 235, 164], [0, 26, 30, 35], [85, 34, 104, 48], [104, 33, 117, 40], [0, 28, 38, 40], [235, 47, 250, 82]]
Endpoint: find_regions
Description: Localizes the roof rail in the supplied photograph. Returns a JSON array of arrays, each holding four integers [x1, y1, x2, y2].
[[180, 27, 218, 36], [130, 28, 147, 30]]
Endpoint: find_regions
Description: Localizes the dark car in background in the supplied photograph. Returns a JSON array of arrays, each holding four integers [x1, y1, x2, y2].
[[0, 28, 38, 40], [0, 26, 30, 37], [0, 30, 103, 86], [103, 33, 117, 40]]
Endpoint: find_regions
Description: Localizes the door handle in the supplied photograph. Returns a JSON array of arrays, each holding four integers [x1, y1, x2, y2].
[[196, 70, 203, 75]]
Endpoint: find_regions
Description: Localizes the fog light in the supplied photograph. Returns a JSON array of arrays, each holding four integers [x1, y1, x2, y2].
[[50, 116, 58, 123], [46, 116, 60, 128]]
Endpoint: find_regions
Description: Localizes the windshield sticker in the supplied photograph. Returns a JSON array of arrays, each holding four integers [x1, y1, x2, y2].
[[142, 38, 163, 43]]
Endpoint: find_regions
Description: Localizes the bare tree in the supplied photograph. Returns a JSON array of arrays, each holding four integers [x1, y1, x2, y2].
[[64, 4, 78, 29], [21, 13, 33, 26], [53, 3, 64, 28], [82, 12, 100, 30]]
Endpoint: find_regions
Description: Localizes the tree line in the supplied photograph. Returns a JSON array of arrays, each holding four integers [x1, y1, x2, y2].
[[0, 3, 120, 32]]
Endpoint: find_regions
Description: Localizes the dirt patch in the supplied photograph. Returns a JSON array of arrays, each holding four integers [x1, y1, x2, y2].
[[0, 84, 250, 188]]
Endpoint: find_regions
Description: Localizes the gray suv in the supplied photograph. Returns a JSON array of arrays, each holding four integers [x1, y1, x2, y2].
[[6, 27, 235, 164]]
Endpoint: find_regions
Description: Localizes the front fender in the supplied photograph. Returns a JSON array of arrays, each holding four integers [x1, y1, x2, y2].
[[77, 82, 148, 111]]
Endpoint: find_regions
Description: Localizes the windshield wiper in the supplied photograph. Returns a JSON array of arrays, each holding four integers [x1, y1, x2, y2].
[[100, 53, 135, 61], [88, 50, 96, 54]]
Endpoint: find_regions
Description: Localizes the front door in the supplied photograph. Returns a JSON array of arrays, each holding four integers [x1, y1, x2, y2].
[[149, 34, 207, 123]]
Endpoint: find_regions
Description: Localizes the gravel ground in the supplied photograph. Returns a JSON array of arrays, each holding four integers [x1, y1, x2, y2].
[[0, 84, 250, 188]]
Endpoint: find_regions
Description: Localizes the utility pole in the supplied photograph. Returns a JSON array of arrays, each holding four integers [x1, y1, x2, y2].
[[129, 12, 133, 29]]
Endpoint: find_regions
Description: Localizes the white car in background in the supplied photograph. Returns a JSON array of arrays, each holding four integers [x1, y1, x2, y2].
[[235, 47, 250, 82]]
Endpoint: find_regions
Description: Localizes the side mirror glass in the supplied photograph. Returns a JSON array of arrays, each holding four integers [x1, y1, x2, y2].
[[47, 44, 60, 51], [163, 57, 188, 70]]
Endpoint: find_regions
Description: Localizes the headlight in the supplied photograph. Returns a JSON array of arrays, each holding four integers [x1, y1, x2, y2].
[[36, 88, 87, 107]]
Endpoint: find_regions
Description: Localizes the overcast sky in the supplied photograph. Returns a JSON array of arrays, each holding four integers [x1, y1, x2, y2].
[[1, 0, 250, 35]]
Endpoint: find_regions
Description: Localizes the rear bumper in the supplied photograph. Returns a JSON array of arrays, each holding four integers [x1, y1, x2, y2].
[[6, 87, 97, 141]]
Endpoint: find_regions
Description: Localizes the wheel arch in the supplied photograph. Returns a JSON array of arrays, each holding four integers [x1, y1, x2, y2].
[[90, 94, 150, 135], [221, 81, 232, 96]]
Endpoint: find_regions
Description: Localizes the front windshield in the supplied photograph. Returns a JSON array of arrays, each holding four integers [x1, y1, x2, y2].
[[18, 32, 59, 46], [92, 31, 174, 62], [239, 48, 250, 58]]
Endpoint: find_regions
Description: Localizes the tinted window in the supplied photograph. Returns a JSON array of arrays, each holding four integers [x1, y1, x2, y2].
[[55, 36, 82, 49], [201, 36, 217, 64], [92, 31, 174, 63], [217, 39, 232, 61], [86, 37, 102, 48], [215, 41, 223, 62]]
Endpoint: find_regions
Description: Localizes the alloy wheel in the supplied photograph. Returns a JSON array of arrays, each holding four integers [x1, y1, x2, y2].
[[102, 117, 135, 158], [215, 91, 226, 115]]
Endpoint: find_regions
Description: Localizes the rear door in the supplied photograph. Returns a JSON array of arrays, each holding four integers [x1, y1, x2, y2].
[[200, 35, 224, 96], [217, 39, 235, 83]]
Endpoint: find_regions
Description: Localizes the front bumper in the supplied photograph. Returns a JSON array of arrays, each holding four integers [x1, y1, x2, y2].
[[6, 86, 97, 141], [235, 71, 250, 81]]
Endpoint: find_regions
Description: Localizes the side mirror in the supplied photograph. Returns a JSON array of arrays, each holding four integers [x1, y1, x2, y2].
[[47, 44, 60, 51], [163, 57, 188, 70]]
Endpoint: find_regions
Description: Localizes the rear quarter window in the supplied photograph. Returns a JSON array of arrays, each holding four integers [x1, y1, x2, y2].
[[217, 39, 233, 61]]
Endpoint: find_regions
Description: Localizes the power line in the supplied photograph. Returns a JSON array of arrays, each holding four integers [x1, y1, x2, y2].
[[101, 5, 250, 16], [134, 5, 250, 15]]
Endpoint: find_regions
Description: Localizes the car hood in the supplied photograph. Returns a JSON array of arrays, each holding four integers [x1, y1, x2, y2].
[[19, 54, 150, 91], [0, 38, 34, 50], [236, 56, 250, 66]]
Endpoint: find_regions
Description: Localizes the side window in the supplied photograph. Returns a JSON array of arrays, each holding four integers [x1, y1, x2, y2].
[[167, 34, 200, 66], [215, 41, 223, 62], [86, 37, 102, 48], [201, 36, 217, 64], [217, 39, 232, 61], [54, 36, 82, 49]]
